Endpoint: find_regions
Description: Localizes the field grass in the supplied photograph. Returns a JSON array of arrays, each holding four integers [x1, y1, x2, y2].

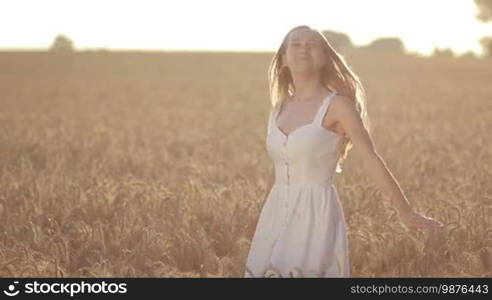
[[0, 51, 491, 277]]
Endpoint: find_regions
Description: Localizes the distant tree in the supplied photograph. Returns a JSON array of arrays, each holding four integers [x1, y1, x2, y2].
[[474, 0, 492, 57], [479, 36, 492, 57], [364, 37, 405, 54], [475, 0, 492, 22], [432, 47, 455, 58], [321, 30, 353, 52], [459, 51, 477, 59], [50, 34, 74, 53]]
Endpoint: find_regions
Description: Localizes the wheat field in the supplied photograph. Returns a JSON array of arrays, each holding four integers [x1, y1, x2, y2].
[[0, 51, 491, 277]]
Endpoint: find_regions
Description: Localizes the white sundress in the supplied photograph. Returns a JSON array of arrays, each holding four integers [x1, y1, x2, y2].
[[244, 91, 351, 278]]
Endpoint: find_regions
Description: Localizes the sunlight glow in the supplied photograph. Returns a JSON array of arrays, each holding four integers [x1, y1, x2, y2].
[[1, 0, 491, 56]]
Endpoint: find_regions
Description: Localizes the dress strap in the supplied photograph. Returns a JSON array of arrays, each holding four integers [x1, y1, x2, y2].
[[314, 91, 338, 126]]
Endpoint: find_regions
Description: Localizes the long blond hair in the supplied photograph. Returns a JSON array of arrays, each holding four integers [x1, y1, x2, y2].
[[268, 25, 371, 173]]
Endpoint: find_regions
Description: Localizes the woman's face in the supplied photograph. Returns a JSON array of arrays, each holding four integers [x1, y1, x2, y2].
[[282, 28, 326, 75]]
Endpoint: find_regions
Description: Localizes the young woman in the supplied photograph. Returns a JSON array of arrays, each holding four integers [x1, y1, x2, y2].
[[244, 25, 443, 278]]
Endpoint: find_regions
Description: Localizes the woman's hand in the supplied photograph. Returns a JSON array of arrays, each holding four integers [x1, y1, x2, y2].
[[399, 209, 443, 232]]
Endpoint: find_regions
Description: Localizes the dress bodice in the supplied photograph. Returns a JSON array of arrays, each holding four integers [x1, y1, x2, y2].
[[266, 92, 343, 187]]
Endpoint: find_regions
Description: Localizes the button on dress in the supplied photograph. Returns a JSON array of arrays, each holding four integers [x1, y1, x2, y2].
[[244, 91, 350, 278]]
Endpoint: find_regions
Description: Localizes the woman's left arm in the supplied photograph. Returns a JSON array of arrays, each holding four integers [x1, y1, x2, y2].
[[329, 95, 443, 231]]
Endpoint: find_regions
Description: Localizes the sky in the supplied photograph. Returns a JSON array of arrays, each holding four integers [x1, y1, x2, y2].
[[1, 0, 491, 56]]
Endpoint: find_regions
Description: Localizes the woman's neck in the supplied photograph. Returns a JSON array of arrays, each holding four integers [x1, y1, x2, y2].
[[291, 73, 327, 101]]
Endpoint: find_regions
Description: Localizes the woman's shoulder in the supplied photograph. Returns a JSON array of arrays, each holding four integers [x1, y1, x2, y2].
[[330, 93, 356, 109], [329, 93, 362, 126]]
